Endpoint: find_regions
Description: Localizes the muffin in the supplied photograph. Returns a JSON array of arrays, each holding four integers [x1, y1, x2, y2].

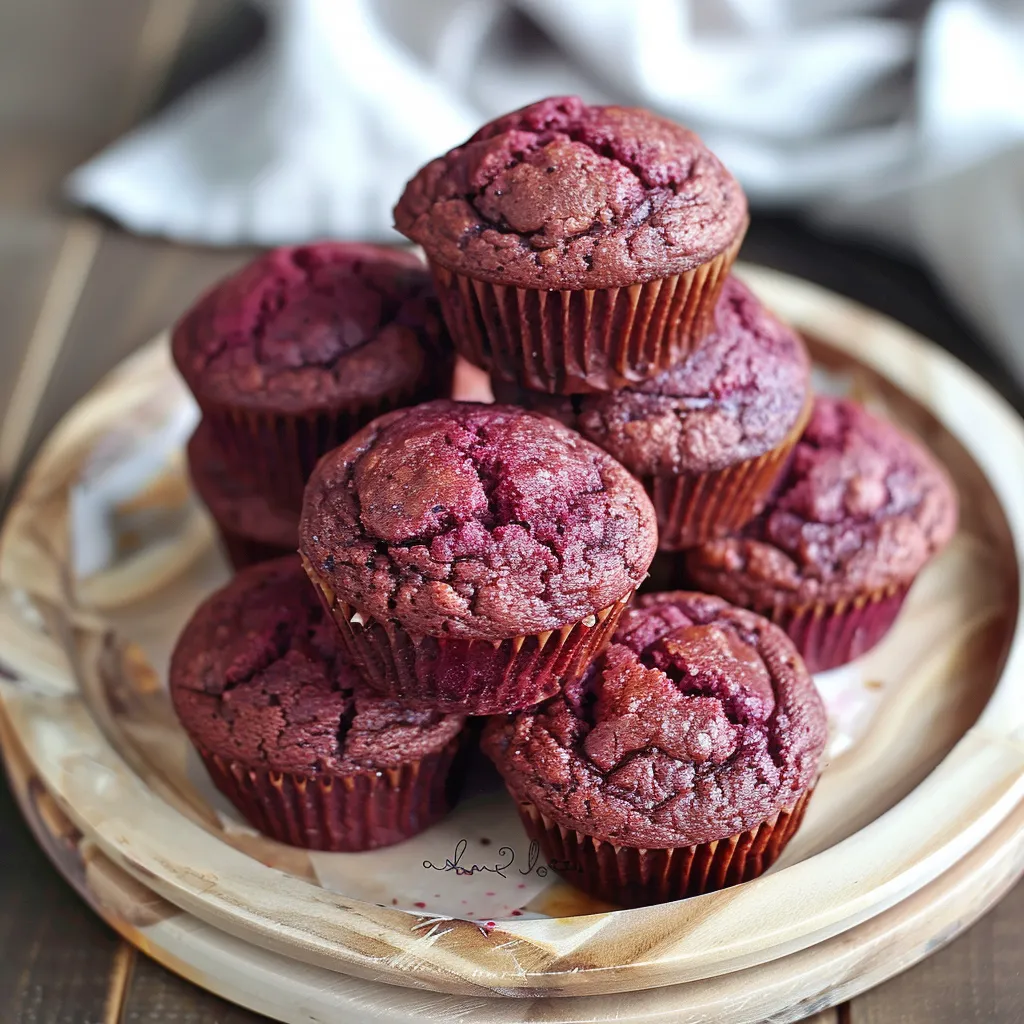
[[299, 400, 658, 714], [494, 276, 811, 548], [686, 397, 959, 671], [187, 422, 297, 570], [172, 242, 454, 511], [483, 592, 827, 907], [169, 556, 467, 851], [395, 96, 748, 394]]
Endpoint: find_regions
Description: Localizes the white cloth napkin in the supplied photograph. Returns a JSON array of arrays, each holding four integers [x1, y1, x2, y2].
[[67, 0, 1024, 376]]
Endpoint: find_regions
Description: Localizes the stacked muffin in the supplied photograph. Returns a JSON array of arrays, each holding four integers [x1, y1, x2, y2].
[[168, 96, 958, 908], [172, 242, 455, 568], [170, 557, 468, 852]]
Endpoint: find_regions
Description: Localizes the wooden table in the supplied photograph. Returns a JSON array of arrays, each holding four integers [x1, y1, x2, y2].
[[1, 2, 1023, 1021]]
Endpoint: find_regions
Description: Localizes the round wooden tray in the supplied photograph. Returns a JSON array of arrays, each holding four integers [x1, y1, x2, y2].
[[2, 266, 1023, 1016], [5, 714, 1023, 1024]]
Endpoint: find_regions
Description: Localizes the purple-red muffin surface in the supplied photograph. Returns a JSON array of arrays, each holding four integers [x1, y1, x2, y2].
[[395, 97, 747, 393], [187, 422, 298, 568], [686, 397, 958, 669], [301, 400, 656, 640], [484, 591, 826, 849], [395, 96, 747, 291], [170, 558, 463, 772], [172, 242, 454, 510], [173, 242, 450, 412], [300, 400, 657, 713], [494, 275, 809, 475], [687, 397, 958, 608], [169, 557, 466, 850]]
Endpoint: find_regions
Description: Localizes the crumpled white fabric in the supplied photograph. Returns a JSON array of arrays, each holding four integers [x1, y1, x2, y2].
[[67, 0, 1024, 375]]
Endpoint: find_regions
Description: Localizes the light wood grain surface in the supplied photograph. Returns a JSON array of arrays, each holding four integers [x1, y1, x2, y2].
[[1, 1, 1023, 1021]]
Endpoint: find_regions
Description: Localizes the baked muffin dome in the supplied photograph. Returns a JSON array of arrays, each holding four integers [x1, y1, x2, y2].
[[172, 242, 455, 511], [483, 591, 826, 848], [300, 400, 658, 641], [173, 242, 451, 413], [395, 96, 747, 291], [686, 397, 959, 608], [170, 557, 464, 775]]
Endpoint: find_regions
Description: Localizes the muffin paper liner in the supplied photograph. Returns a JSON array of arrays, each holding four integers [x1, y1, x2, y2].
[[199, 377, 447, 513], [197, 738, 464, 852], [304, 560, 632, 714], [516, 787, 814, 908], [647, 395, 812, 551], [766, 584, 910, 674], [429, 233, 744, 395]]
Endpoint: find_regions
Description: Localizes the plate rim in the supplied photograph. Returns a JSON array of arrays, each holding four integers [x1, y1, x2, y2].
[[2, 263, 1023, 997], [3, 709, 1023, 1024]]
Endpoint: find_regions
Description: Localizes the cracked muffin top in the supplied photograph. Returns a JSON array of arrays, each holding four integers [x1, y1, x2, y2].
[[394, 96, 747, 290], [483, 592, 827, 847], [493, 276, 810, 475], [686, 397, 959, 606], [299, 400, 658, 640], [187, 423, 298, 548], [172, 242, 452, 412], [169, 557, 465, 774]]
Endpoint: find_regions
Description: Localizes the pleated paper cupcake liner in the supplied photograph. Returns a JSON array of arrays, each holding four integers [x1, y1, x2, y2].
[[198, 738, 464, 852], [767, 584, 911, 673], [517, 787, 813, 908], [430, 233, 744, 395], [304, 561, 631, 715], [647, 395, 811, 551]]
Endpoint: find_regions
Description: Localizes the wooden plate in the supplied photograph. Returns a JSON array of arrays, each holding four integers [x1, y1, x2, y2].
[[1, 265, 1023, 1007], [5, 710, 1023, 1024]]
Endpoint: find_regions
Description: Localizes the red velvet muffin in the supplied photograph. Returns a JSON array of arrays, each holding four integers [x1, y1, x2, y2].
[[169, 556, 467, 851], [395, 96, 748, 394], [299, 400, 658, 714], [172, 243, 454, 511], [494, 276, 811, 548], [686, 398, 959, 671], [483, 591, 826, 907], [187, 422, 297, 569]]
